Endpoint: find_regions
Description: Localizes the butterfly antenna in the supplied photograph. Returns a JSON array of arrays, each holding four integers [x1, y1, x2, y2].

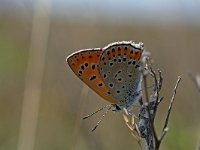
[[91, 105, 112, 132], [82, 104, 111, 119]]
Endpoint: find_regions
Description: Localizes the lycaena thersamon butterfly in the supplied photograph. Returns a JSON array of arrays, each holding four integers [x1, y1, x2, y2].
[[66, 41, 144, 131]]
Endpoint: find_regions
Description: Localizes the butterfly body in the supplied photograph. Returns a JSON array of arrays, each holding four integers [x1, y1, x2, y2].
[[67, 41, 144, 111]]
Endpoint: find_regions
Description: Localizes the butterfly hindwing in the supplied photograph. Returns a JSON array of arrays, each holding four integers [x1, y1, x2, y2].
[[67, 48, 117, 103], [99, 41, 143, 105]]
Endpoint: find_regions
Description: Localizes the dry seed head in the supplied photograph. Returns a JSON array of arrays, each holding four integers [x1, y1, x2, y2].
[[123, 114, 129, 123], [131, 115, 135, 126], [123, 108, 129, 116]]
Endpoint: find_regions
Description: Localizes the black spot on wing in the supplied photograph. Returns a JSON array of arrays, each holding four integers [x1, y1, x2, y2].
[[123, 58, 126, 62], [81, 65, 84, 70], [85, 63, 89, 67], [135, 65, 140, 68], [89, 75, 96, 81], [98, 83, 103, 87], [92, 64, 96, 70], [109, 83, 113, 88]]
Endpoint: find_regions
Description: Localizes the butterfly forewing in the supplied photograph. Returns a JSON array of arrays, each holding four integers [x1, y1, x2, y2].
[[67, 49, 118, 103], [99, 41, 143, 105]]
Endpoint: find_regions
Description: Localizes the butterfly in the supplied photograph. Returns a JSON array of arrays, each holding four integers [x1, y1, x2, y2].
[[67, 41, 144, 130]]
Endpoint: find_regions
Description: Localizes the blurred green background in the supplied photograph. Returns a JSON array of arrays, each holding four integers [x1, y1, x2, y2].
[[0, 0, 200, 150]]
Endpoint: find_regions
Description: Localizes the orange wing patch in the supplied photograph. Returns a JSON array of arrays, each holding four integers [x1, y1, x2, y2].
[[67, 49, 117, 104], [133, 51, 142, 60]]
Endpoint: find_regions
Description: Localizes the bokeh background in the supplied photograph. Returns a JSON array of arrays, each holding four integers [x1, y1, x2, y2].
[[1, 0, 200, 150]]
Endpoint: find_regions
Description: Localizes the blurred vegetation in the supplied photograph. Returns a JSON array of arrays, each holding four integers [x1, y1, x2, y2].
[[0, 1, 200, 150]]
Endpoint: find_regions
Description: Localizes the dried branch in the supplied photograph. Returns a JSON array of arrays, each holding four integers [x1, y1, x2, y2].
[[158, 76, 181, 147], [143, 73, 159, 147], [158, 70, 163, 91], [159, 127, 169, 142], [161, 76, 181, 133], [124, 52, 182, 150], [123, 114, 143, 150]]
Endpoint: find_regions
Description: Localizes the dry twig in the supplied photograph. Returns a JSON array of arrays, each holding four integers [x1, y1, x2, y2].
[[124, 52, 182, 150]]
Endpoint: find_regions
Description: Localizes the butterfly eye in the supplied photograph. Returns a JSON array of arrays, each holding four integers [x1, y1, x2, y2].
[[115, 105, 121, 110]]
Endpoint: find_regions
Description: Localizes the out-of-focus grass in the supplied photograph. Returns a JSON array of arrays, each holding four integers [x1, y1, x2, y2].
[[164, 120, 199, 150], [0, 11, 200, 150], [0, 40, 27, 150]]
